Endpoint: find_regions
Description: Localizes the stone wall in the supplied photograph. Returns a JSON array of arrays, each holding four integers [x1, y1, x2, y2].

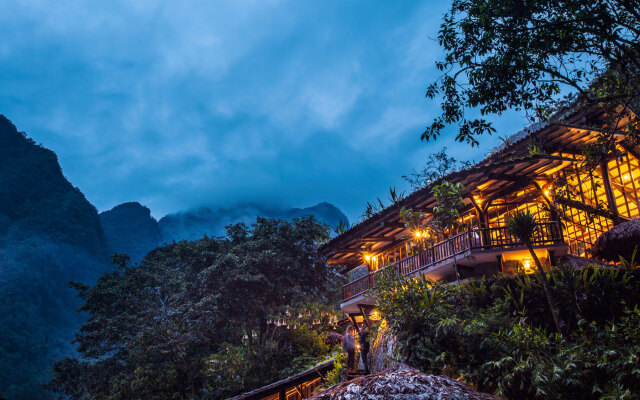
[[368, 320, 399, 373]]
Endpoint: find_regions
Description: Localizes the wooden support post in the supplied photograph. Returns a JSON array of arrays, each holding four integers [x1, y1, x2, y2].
[[600, 161, 621, 225], [497, 255, 504, 273], [469, 195, 490, 248]]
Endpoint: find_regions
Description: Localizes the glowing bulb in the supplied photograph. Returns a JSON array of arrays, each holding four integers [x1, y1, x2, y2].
[[369, 310, 381, 321], [523, 257, 533, 274], [622, 173, 631, 182], [364, 254, 371, 262], [414, 231, 422, 238], [544, 189, 550, 197]]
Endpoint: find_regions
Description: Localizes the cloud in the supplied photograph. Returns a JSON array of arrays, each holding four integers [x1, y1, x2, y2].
[[0, 0, 527, 221]]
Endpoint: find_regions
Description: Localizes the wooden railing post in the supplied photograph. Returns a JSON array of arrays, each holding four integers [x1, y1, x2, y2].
[[341, 221, 571, 302]]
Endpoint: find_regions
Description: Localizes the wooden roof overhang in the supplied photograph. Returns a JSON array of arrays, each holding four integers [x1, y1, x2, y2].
[[321, 105, 639, 272]]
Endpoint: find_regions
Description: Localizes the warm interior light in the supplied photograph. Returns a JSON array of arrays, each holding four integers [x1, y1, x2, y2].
[[523, 257, 533, 274], [369, 309, 381, 321]]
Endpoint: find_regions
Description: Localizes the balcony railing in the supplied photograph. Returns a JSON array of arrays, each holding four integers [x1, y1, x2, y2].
[[342, 221, 563, 301]]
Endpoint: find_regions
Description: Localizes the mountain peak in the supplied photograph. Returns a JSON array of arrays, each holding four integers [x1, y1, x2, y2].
[[100, 202, 161, 262], [0, 115, 107, 255], [158, 202, 349, 242]]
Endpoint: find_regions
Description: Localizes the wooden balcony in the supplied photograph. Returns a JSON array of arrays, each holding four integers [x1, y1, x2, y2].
[[341, 221, 563, 301]]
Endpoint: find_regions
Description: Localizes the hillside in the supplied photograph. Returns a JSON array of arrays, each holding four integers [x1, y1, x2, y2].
[[0, 116, 111, 400], [158, 202, 348, 242], [100, 202, 162, 262]]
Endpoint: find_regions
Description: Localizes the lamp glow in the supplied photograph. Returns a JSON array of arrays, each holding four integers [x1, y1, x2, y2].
[[523, 257, 533, 274]]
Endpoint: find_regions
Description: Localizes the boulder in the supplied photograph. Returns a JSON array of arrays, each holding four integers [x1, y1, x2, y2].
[[311, 364, 501, 400]]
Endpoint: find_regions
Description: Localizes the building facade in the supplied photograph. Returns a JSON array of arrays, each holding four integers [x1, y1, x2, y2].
[[320, 105, 640, 323]]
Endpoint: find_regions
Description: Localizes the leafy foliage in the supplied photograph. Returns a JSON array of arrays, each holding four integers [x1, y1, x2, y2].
[[399, 207, 425, 232], [0, 116, 111, 400], [403, 148, 472, 190], [323, 350, 346, 388], [46, 217, 342, 400], [424, 0, 640, 146], [507, 210, 538, 245], [333, 220, 352, 235], [507, 211, 562, 334], [376, 263, 640, 399], [361, 187, 407, 220], [427, 181, 467, 239]]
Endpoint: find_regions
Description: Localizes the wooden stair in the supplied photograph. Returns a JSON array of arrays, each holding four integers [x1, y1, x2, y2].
[[346, 369, 367, 380]]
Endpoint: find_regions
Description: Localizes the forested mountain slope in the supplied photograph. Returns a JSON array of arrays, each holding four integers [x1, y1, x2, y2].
[[0, 116, 111, 400], [99, 202, 162, 262]]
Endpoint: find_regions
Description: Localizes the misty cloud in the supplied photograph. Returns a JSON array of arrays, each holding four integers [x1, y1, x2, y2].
[[0, 0, 527, 221]]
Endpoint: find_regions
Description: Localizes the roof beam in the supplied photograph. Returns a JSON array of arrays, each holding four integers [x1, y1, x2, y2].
[[333, 247, 362, 254], [369, 238, 407, 256], [554, 197, 618, 221], [483, 179, 537, 205], [558, 123, 627, 137], [620, 141, 640, 162], [358, 237, 396, 243], [379, 221, 405, 229], [487, 172, 544, 182]]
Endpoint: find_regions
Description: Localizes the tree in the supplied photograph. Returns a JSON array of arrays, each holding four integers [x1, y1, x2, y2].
[[424, 0, 640, 147], [429, 182, 467, 283], [507, 211, 563, 335], [46, 217, 341, 400], [428, 181, 467, 240], [208, 217, 339, 348], [403, 148, 472, 190], [400, 182, 467, 281]]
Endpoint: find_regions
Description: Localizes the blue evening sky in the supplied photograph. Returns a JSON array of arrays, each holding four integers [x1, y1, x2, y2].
[[0, 0, 527, 222]]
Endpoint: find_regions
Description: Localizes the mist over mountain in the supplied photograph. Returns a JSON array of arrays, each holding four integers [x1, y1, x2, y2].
[[0, 115, 348, 400], [158, 202, 349, 242], [99, 202, 162, 262], [0, 116, 111, 400]]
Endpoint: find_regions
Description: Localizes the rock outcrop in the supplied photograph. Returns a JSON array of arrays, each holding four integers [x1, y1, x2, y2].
[[312, 364, 501, 400]]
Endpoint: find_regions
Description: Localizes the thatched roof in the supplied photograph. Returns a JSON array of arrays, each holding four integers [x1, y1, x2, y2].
[[310, 364, 501, 400], [593, 218, 640, 261], [326, 331, 344, 345]]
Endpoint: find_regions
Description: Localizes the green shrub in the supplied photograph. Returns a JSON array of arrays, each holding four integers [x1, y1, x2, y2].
[[376, 264, 640, 399], [323, 350, 346, 388]]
